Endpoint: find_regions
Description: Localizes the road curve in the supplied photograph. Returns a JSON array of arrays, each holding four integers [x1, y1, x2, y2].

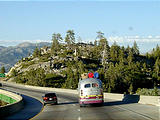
[[2, 83, 159, 120], [5, 94, 43, 120]]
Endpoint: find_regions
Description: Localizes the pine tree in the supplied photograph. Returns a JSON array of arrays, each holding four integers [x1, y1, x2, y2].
[[64, 67, 74, 89], [105, 62, 116, 92], [78, 61, 85, 75], [77, 36, 82, 43], [11, 69, 17, 77], [65, 30, 75, 49], [119, 47, 125, 63], [33, 47, 41, 57], [153, 57, 160, 83], [132, 41, 139, 55], [0, 66, 5, 74], [94, 40, 97, 46], [95, 31, 110, 66], [128, 84, 133, 94], [127, 47, 134, 65], [96, 31, 104, 40], [25, 68, 46, 86], [110, 41, 120, 62], [51, 33, 63, 55]]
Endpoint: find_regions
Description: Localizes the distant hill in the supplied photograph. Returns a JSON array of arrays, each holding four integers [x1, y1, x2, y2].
[[0, 46, 6, 51], [0, 42, 51, 72]]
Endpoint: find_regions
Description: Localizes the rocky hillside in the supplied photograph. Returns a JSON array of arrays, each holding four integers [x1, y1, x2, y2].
[[4, 30, 159, 95], [7, 43, 99, 77], [0, 42, 51, 72], [5, 40, 158, 95], [6, 43, 100, 88]]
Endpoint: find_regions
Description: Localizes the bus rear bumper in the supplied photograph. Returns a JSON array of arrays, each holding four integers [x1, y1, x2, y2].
[[80, 100, 103, 105]]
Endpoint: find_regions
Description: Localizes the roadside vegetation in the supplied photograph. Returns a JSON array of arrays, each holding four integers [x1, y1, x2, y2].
[[8, 30, 160, 96], [0, 100, 8, 106]]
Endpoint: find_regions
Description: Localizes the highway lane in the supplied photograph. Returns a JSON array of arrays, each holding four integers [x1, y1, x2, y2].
[[4, 94, 43, 120], [2, 84, 159, 120]]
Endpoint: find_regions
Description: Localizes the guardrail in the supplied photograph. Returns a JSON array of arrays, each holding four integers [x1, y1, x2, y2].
[[1, 81, 160, 106], [0, 89, 24, 118]]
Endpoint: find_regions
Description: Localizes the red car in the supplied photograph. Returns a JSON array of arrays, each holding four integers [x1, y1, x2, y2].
[[42, 93, 58, 105]]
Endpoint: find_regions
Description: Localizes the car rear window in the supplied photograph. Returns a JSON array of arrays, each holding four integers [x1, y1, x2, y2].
[[45, 93, 56, 97], [84, 84, 91, 88]]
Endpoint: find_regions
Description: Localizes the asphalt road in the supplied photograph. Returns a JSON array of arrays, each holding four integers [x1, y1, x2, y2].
[[2, 83, 159, 120]]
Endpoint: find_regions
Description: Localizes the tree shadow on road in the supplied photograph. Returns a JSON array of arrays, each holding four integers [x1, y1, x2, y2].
[[103, 94, 140, 106], [58, 101, 78, 105]]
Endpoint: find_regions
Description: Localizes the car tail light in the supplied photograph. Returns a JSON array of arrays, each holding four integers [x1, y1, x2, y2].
[[53, 97, 57, 99], [43, 97, 48, 100], [81, 90, 83, 96]]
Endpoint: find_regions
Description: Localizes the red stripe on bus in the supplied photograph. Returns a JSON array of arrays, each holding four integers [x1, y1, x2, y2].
[[80, 96, 103, 99], [80, 100, 103, 104]]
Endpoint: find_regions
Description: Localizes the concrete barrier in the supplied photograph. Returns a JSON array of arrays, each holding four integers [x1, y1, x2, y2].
[[139, 95, 160, 106], [25, 84, 78, 94], [0, 89, 24, 118], [1, 81, 160, 106], [104, 93, 123, 101]]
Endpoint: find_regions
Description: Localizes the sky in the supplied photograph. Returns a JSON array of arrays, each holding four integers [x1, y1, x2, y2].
[[0, 0, 160, 53]]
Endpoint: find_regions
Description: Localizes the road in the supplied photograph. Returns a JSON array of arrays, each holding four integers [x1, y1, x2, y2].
[[2, 83, 159, 120]]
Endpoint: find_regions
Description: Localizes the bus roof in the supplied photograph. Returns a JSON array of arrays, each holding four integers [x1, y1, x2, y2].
[[79, 78, 102, 84]]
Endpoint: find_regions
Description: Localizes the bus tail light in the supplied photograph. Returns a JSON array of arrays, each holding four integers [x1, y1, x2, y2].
[[81, 90, 83, 96]]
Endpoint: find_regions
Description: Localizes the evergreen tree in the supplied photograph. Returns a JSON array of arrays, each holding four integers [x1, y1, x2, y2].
[[11, 69, 17, 77], [95, 31, 110, 66], [26, 68, 46, 86], [65, 30, 75, 49], [64, 66, 74, 89], [154, 45, 160, 59], [128, 84, 133, 94], [127, 47, 134, 65], [51, 33, 63, 55], [77, 61, 85, 75], [77, 36, 82, 43], [152, 57, 160, 85], [110, 41, 120, 62], [0, 66, 5, 74], [96, 31, 105, 40], [105, 62, 116, 92], [119, 46, 125, 63], [94, 40, 97, 46], [33, 47, 41, 57], [132, 41, 139, 55]]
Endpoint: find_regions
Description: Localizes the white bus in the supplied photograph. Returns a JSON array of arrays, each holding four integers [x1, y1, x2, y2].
[[78, 76, 103, 106]]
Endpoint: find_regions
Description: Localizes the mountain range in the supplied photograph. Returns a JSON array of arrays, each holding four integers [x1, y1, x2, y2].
[[0, 42, 51, 72]]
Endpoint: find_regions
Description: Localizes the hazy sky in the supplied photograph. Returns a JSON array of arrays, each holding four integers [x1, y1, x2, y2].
[[0, 0, 160, 53]]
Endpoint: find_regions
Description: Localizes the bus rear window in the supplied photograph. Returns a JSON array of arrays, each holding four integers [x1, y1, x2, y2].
[[84, 84, 91, 88], [92, 83, 98, 88]]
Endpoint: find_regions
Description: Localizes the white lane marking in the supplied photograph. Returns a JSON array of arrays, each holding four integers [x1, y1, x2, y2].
[[78, 116, 81, 120], [116, 105, 153, 120], [77, 109, 80, 112], [73, 104, 76, 106]]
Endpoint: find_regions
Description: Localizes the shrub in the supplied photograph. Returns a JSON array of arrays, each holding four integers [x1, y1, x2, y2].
[[136, 87, 159, 96], [39, 54, 50, 62], [14, 74, 27, 84], [45, 73, 65, 88], [10, 69, 18, 77], [21, 61, 35, 68]]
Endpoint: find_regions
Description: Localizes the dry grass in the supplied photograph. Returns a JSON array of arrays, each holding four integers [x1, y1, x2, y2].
[[0, 100, 8, 106]]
